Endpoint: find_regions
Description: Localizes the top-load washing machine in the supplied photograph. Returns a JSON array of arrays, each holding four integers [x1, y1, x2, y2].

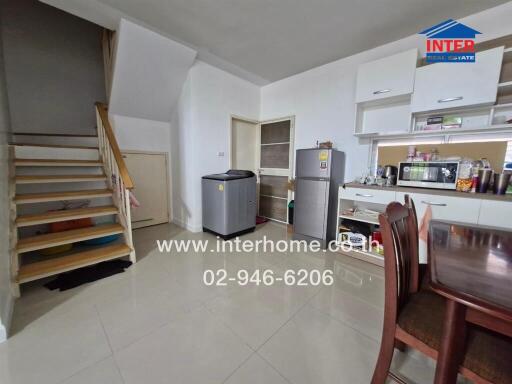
[[201, 170, 257, 239]]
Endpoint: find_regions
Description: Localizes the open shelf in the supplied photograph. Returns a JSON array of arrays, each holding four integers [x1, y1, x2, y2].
[[354, 123, 512, 140], [498, 82, 512, 105], [339, 213, 379, 225]]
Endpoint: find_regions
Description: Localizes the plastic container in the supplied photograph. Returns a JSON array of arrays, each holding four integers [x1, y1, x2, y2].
[[288, 200, 294, 224]]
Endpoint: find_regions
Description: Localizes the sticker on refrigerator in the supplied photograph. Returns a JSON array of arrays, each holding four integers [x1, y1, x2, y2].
[[319, 151, 328, 161], [218, 184, 224, 191], [320, 161, 327, 169]]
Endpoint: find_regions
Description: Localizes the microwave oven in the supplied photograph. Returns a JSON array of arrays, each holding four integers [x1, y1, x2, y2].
[[397, 161, 460, 190]]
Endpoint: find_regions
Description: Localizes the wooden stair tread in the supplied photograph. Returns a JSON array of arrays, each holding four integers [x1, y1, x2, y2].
[[15, 159, 103, 167], [17, 244, 132, 283], [12, 143, 98, 149], [16, 174, 107, 184], [15, 189, 113, 204], [16, 205, 118, 227], [17, 224, 124, 253], [13, 132, 97, 138]]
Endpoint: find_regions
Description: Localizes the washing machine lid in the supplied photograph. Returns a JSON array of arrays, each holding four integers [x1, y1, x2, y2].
[[202, 169, 255, 181]]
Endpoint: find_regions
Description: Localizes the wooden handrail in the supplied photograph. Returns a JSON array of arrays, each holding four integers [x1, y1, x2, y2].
[[95, 102, 134, 189]]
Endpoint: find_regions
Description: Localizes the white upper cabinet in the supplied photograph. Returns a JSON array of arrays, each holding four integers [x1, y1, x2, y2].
[[355, 49, 418, 103], [411, 46, 504, 113]]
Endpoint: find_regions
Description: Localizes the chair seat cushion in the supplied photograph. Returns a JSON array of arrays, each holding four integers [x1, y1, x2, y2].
[[398, 289, 445, 350], [463, 328, 512, 384], [398, 290, 512, 383]]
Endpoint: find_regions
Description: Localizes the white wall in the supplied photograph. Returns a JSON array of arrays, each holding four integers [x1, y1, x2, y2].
[[111, 114, 171, 153], [109, 114, 173, 230], [0, 17, 13, 342], [260, 2, 512, 182], [100, 2, 512, 234], [1, 0, 106, 135], [110, 19, 197, 122], [171, 61, 260, 231]]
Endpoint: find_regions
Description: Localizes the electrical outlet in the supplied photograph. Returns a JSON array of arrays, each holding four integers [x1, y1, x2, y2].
[[217, 151, 225, 157]]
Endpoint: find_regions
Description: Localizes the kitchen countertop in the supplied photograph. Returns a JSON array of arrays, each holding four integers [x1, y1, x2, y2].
[[342, 182, 512, 202]]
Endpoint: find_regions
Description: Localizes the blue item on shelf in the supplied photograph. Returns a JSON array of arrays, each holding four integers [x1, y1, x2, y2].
[[81, 234, 120, 246]]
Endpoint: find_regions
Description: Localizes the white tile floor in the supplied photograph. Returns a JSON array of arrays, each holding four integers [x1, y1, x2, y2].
[[1, 222, 453, 384]]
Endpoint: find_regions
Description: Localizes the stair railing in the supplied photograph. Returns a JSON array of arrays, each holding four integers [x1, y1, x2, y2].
[[95, 102, 136, 263]]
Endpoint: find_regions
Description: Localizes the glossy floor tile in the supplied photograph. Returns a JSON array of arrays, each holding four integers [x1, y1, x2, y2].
[[2, 222, 461, 383], [224, 354, 289, 384]]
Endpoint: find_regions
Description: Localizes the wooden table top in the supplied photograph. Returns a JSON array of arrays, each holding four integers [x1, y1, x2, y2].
[[429, 220, 512, 320]]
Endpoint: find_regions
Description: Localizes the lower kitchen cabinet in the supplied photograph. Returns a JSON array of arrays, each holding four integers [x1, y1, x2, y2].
[[339, 185, 512, 267], [395, 192, 481, 225], [478, 199, 512, 228]]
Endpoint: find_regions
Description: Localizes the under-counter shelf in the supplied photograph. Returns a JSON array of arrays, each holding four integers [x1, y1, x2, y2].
[[339, 213, 379, 225], [337, 186, 389, 267]]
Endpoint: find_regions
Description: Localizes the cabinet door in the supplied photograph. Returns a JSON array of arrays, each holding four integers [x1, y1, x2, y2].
[[342, 187, 396, 205], [355, 49, 418, 103], [478, 200, 512, 229], [396, 192, 481, 225], [396, 192, 481, 264], [411, 47, 504, 113]]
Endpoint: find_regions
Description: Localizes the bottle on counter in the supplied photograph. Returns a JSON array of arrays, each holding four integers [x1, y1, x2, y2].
[[456, 159, 473, 192], [430, 148, 440, 161]]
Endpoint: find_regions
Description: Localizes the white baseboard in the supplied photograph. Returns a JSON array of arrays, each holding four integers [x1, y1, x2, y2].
[[172, 216, 202, 233], [0, 293, 14, 343]]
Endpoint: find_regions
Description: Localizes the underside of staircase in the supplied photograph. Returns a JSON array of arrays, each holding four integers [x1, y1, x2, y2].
[[9, 104, 136, 295]]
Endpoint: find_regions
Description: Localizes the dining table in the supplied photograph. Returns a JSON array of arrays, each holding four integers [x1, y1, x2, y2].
[[428, 219, 512, 384]]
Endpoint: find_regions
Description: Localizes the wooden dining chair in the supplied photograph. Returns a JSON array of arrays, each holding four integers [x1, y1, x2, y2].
[[371, 198, 512, 384]]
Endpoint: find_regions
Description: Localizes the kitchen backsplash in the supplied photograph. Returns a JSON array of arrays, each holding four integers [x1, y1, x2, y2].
[[377, 141, 508, 172]]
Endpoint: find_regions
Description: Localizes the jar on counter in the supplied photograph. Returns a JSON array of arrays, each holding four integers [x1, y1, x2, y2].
[[430, 148, 440, 161], [456, 159, 473, 192]]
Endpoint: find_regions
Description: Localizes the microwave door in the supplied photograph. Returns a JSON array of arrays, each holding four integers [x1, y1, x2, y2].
[[428, 167, 439, 181]]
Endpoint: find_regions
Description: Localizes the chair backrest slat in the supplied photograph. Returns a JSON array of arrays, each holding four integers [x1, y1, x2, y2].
[[379, 196, 420, 317]]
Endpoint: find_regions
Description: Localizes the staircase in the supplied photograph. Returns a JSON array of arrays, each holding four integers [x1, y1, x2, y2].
[[9, 103, 136, 295]]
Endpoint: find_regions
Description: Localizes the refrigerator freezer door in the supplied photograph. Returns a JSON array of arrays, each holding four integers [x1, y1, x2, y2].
[[293, 178, 329, 239], [296, 149, 332, 178]]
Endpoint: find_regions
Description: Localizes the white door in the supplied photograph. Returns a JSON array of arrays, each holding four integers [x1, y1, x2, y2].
[[230, 116, 294, 223], [122, 152, 170, 229], [257, 118, 294, 223], [231, 118, 259, 173]]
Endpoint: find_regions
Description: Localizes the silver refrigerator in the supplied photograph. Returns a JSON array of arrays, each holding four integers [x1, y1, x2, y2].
[[293, 148, 345, 248]]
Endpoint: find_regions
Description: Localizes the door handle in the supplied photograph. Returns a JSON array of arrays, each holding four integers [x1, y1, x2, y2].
[[373, 89, 391, 95], [356, 193, 374, 198], [421, 200, 447, 207], [438, 96, 463, 103]]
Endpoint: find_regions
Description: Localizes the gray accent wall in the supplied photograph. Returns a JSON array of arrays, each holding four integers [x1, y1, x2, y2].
[[0, 0, 106, 135], [0, 3, 12, 342]]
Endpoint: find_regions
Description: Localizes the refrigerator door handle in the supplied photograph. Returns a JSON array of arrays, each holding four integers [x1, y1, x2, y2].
[[298, 177, 331, 182]]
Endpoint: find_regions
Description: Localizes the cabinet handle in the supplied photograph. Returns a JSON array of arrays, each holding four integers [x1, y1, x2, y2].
[[373, 89, 391, 95], [421, 200, 447, 207], [356, 193, 374, 198], [438, 96, 463, 103]]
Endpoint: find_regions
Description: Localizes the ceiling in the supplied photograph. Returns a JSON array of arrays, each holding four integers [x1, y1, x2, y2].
[[55, 0, 511, 84]]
